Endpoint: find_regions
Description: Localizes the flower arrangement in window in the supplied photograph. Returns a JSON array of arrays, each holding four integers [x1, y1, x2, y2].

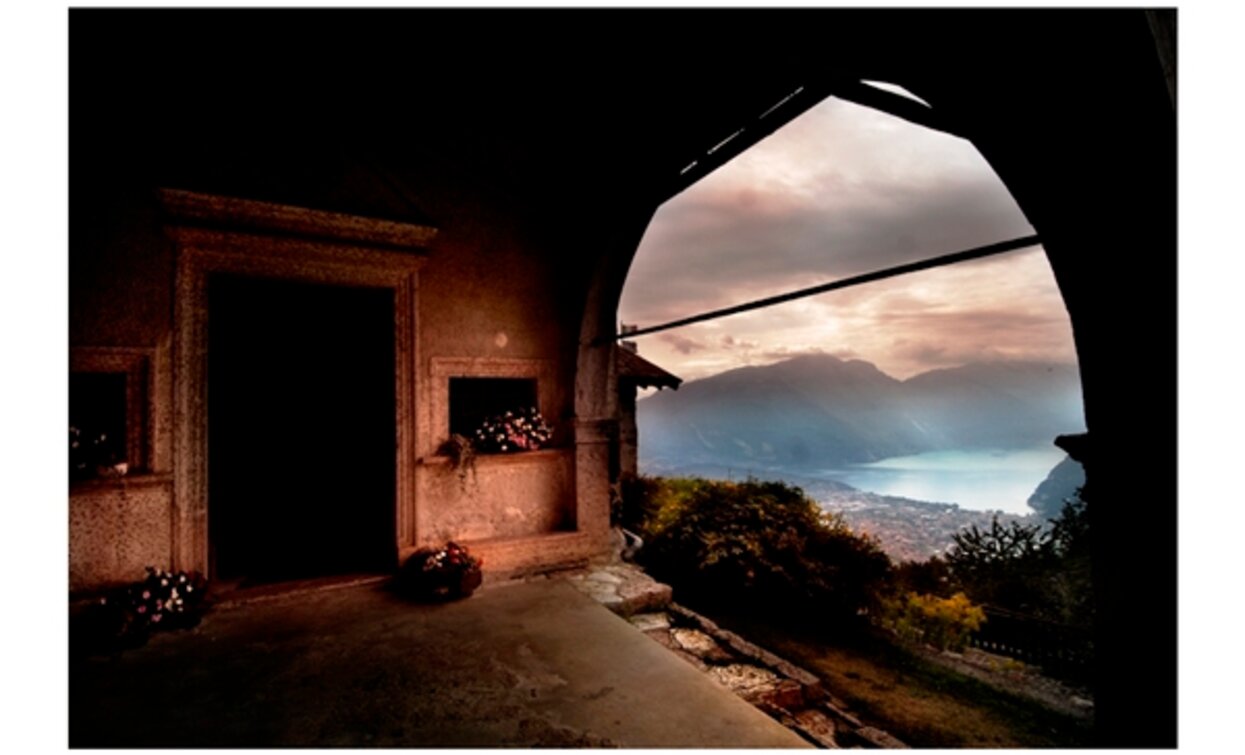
[[472, 406, 553, 453], [72, 567, 209, 655], [70, 425, 128, 480], [396, 541, 484, 601]]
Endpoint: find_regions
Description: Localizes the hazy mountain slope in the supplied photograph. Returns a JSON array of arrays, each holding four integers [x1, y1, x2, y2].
[[900, 361, 1085, 450], [638, 354, 923, 470], [1027, 456, 1087, 519], [637, 355, 1084, 472]]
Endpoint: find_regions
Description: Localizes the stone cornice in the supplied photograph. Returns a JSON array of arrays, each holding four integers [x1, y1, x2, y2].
[[157, 188, 438, 252]]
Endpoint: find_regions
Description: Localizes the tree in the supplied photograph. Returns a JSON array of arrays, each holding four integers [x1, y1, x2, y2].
[[943, 492, 1092, 626]]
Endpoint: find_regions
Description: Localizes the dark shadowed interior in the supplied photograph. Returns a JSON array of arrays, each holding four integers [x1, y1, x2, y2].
[[207, 274, 396, 584]]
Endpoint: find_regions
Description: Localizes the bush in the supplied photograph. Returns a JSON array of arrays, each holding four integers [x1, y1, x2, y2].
[[882, 591, 986, 652], [624, 476, 891, 623], [893, 555, 955, 598]]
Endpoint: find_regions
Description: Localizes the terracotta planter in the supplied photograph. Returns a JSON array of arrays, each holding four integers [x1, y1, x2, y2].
[[398, 546, 483, 601], [419, 568, 481, 601], [457, 568, 483, 598]]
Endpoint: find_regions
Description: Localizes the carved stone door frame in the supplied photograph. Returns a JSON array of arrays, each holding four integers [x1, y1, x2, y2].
[[161, 189, 434, 576]]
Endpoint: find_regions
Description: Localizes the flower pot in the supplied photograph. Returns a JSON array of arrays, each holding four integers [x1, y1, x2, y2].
[[457, 568, 483, 598], [398, 544, 483, 601]]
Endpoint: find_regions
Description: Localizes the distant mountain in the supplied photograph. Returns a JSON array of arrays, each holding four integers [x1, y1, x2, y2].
[[898, 361, 1087, 450], [1027, 456, 1086, 519], [637, 355, 1084, 473]]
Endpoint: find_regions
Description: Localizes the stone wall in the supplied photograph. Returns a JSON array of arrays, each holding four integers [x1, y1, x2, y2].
[[69, 477, 173, 592], [69, 182, 608, 591], [418, 450, 576, 543]]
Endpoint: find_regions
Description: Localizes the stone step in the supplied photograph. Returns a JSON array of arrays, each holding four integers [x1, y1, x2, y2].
[[573, 570, 909, 748], [791, 708, 840, 749], [565, 564, 672, 617]]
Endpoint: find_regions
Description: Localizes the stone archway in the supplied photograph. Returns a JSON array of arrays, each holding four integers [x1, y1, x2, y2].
[[573, 23, 1175, 743]]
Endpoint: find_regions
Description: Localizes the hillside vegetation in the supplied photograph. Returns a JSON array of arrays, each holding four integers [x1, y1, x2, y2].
[[621, 476, 891, 623], [621, 475, 1094, 747]]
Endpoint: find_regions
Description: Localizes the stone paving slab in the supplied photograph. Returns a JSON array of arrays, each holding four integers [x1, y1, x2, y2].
[[566, 563, 673, 617], [70, 579, 808, 748]]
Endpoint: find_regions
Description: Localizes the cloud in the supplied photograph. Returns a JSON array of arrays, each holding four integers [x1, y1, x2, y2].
[[619, 96, 1075, 383], [759, 346, 830, 361], [658, 332, 708, 354], [622, 179, 1034, 324], [720, 334, 759, 349]]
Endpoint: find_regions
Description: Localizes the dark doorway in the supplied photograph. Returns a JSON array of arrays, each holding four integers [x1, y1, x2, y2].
[[208, 274, 396, 584]]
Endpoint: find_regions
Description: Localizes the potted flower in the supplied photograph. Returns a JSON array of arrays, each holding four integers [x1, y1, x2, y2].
[[72, 566, 209, 655], [397, 541, 484, 601]]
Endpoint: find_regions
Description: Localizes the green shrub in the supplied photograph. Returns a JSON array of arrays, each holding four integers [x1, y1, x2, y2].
[[882, 591, 986, 652], [625, 476, 891, 623]]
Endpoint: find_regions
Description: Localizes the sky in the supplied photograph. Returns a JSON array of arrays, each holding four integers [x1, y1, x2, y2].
[[618, 90, 1079, 383]]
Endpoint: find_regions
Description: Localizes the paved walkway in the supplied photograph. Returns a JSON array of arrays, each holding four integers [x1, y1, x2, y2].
[[70, 578, 809, 747]]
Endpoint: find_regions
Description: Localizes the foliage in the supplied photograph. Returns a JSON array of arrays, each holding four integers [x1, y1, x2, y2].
[[1041, 496, 1093, 625], [397, 542, 484, 601], [881, 591, 987, 652], [893, 555, 955, 598], [73, 567, 209, 654], [439, 433, 478, 489], [945, 516, 1054, 614], [473, 406, 552, 453], [623, 476, 891, 622], [70, 424, 127, 481], [941, 491, 1092, 626]]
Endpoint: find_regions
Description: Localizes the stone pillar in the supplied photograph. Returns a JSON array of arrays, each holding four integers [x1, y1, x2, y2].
[[618, 388, 639, 479], [574, 418, 618, 553]]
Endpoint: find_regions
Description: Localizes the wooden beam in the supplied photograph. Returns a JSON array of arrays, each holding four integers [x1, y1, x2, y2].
[[611, 234, 1041, 342]]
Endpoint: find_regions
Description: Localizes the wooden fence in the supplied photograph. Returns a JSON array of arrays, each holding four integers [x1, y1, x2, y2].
[[968, 606, 1093, 682]]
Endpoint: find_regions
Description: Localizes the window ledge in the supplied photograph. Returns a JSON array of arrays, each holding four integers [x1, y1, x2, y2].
[[420, 448, 568, 467], [70, 473, 173, 494]]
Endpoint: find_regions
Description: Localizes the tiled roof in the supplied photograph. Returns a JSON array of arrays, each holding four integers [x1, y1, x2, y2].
[[617, 347, 682, 390]]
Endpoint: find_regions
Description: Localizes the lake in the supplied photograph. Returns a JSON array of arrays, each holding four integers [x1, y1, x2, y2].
[[821, 446, 1069, 515]]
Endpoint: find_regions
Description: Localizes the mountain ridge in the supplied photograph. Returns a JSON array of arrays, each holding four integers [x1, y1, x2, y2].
[[637, 354, 1085, 472]]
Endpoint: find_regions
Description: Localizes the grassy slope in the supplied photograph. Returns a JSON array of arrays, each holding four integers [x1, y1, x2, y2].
[[703, 608, 1093, 748]]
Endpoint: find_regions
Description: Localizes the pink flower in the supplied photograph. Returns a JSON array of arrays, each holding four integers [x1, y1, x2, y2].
[[142, 590, 151, 599], [136, 605, 146, 614], [151, 613, 162, 623]]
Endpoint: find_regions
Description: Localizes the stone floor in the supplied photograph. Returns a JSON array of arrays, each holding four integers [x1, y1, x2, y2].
[[566, 562, 909, 749], [69, 576, 809, 748]]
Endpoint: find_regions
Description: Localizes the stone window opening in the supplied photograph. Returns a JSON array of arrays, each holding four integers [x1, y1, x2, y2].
[[70, 347, 152, 481], [448, 377, 539, 444]]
